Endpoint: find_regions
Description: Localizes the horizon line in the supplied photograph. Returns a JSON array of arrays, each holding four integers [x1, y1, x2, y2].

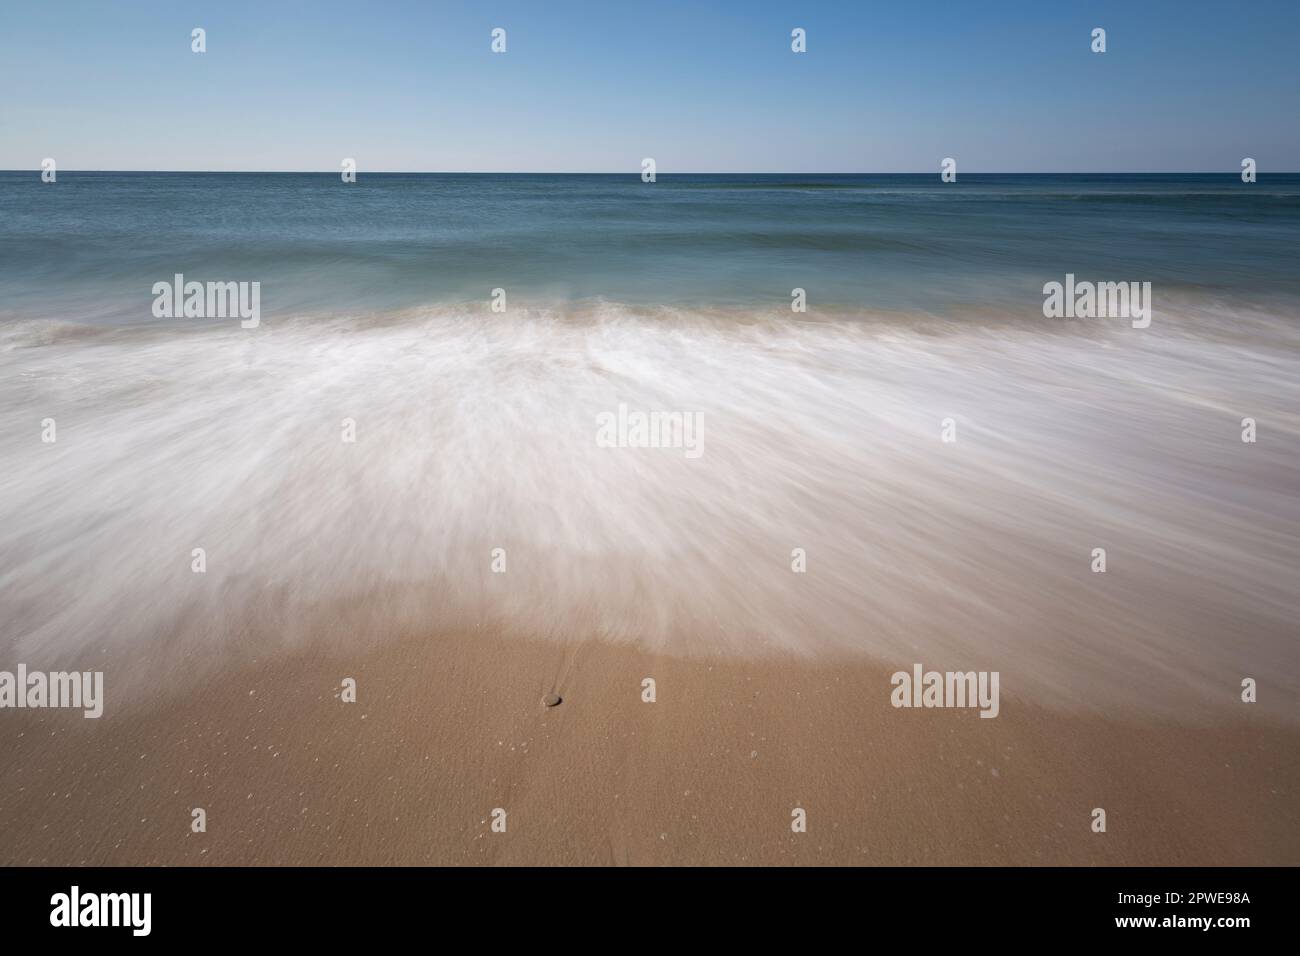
[[6, 169, 1297, 176]]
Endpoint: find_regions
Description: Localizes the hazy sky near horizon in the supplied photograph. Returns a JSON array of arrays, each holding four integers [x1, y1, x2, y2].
[[2, 0, 1297, 172]]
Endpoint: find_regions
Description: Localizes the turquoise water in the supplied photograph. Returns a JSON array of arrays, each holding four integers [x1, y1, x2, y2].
[[3, 172, 1298, 323]]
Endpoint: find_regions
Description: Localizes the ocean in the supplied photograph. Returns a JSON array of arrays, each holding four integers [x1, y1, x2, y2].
[[3, 172, 1299, 322], [1, 171, 1297, 719]]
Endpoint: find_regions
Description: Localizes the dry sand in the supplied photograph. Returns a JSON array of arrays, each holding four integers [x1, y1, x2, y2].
[[1, 629, 1295, 866]]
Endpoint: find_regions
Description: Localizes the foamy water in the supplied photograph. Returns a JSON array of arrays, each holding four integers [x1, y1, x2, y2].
[[2, 302, 1296, 719]]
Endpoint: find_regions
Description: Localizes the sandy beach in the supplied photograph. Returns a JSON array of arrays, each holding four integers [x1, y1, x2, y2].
[[1, 628, 1296, 866], [3, 0, 1299, 894]]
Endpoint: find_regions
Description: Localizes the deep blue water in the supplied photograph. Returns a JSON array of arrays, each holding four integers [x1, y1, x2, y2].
[[2, 172, 1298, 322]]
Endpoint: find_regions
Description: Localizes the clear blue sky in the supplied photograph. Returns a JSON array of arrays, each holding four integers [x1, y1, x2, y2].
[[2, 0, 1296, 172]]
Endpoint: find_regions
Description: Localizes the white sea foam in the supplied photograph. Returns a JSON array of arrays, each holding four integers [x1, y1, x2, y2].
[[1, 303, 1297, 719]]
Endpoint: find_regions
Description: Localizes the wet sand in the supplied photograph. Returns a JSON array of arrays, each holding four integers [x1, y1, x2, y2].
[[1, 629, 1295, 866]]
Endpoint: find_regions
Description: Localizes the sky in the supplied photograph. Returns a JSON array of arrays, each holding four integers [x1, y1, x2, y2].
[[1, 0, 1297, 172]]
